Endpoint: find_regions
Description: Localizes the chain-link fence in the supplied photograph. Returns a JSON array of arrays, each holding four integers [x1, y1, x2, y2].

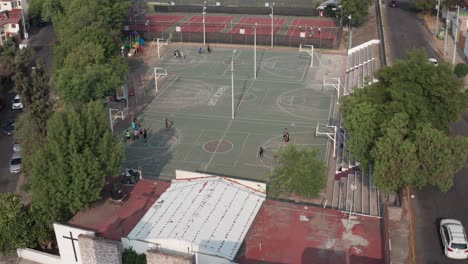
[[129, 20, 341, 49]]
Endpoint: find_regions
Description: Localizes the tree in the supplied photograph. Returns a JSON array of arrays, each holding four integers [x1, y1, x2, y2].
[[30, 101, 124, 223], [341, 50, 468, 192], [412, 123, 468, 192], [54, 43, 126, 104], [371, 113, 419, 192], [341, 0, 373, 27], [415, 0, 434, 11], [268, 145, 327, 199], [0, 193, 37, 254]]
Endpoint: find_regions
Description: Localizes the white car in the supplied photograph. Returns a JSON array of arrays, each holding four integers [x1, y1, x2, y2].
[[428, 58, 439, 67], [440, 219, 468, 259], [9, 152, 22, 174], [12, 94, 23, 110]]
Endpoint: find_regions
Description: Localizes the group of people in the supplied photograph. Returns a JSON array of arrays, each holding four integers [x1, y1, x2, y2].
[[258, 128, 291, 159], [198, 44, 212, 54], [126, 117, 148, 143], [173, 49, 185, 60]]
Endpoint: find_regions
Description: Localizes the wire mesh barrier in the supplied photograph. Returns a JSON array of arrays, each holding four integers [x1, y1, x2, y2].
[[128, 19, 341, 49]]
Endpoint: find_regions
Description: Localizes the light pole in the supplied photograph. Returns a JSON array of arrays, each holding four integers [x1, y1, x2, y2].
[[347, 183, 357, 229], [347, 15, 352, 51], [452, 6, 460, 66], [269, 3, 275, 48], [444, 12, 449, 56], [231, 50, 236, 119], [254, 23, 257, 79], [203, 1, 207, 45], [435, 0, 441, 36], [20, 1, 28, 40]]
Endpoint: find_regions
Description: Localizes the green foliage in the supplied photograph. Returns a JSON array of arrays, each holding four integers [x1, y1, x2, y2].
[[454, 63, 468, 78], [28, 0, 45, 23], [411, 123, 468, 192], [54, 43, 127, 103], [0, 39, 16, 77], [122, 248, 147, 264], [341, 0, 373, 27], [415, 0, 434, 11], [341, 50, 468, 192], [30, 101, 124, 223], [268, 145, 327, 199], [50, 0, 129, 104], [0, 194, 49, 254]]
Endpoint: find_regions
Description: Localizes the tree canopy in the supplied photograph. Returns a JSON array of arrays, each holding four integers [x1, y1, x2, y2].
[[268, 145, 327, 199], [341, 0, 373, 27], [341, 50, 468, 192], [30, 101, 124, 223], [0, 194, 48, 254]]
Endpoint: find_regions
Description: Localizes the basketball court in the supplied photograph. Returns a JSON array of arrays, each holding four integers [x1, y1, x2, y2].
[[119, 43, 345, 181]]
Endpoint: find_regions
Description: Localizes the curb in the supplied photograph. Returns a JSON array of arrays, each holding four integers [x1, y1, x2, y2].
[[407, 186, 416, 264]]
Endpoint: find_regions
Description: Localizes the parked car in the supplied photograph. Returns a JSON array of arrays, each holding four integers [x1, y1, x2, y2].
[[12, 94, 23, 110], [3, 121, 15, 136], [440, 219, 468, 259], [9, 152, 22, 174], [13, 141, 20, 152], [389, 0, 398, 7], [429, 57, 439, 66]]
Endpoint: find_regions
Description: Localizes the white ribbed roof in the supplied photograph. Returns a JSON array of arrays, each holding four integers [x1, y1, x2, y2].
[[127, 177, 265, 261]]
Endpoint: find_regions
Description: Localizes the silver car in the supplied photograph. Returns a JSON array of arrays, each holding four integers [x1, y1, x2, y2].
[[9, 152, 22, 174], [13, 142, 20, 152]]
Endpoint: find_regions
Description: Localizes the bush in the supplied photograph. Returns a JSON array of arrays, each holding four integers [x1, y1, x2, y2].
[[122, 248, 146, 264], [454, 63, 468, 78]]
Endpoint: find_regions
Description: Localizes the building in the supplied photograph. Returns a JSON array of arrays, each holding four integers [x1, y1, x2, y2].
[[16, 170, 383, 264], [0, 0, 27, 45]]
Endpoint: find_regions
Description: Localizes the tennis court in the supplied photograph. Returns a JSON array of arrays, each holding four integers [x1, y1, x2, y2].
[[129, 14, 184, 32], [123, 45, 342, 181], [181, 15, 234, 32], [230, 17, 286, 35]]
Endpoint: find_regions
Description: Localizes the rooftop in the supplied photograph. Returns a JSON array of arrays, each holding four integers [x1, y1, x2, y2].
[[127, 176, 266, 261], [0, 9, 21, 27], [237, 200, 383, 264], [68, 179, 170, 241]]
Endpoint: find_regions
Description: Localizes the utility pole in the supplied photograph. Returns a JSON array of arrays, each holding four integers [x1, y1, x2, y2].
[[254, 23, 257, 79], [231, 50, 236, 119], [203, 1, 207, 45], [444, 11, 449, 56], [435, 0, 441, 36], [269, 3, 275, 48], [452, 6, 460, 66]]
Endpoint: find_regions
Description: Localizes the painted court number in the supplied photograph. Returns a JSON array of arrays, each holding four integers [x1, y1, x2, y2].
[[208, 86, 228, 106]]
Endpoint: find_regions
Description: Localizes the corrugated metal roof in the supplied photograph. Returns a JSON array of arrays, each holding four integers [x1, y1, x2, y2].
[[127, 176, 265, 261]]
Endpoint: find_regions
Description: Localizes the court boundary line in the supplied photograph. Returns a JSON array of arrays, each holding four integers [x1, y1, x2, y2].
[[141, 113, 329, 128], [167, 73, 322, 86], [234, 133, 250, 167], [203, 120, 233, 173]]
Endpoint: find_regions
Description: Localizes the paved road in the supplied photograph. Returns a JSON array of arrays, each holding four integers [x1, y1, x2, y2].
[[385, 1, 468, 263], [0, 25, 55, 195], [0, 97, 20, 194]]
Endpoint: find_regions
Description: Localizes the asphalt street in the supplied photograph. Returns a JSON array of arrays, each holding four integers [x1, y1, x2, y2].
[[385, 1, 468, 263], [0, 25, 55, 195]]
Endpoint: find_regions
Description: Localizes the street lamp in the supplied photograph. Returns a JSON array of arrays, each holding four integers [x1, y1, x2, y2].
[[231, 50, 236, 119], [435, 0, 441, 36], [203, 1, 207, 45], [269, 3, 275, 48], [254, 23, 257, 79], [347, 15, 352, 50]]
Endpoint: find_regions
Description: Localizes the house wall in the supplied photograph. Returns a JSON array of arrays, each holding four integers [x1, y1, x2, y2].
[[6, 23, 19, 34], [146, 249, 193, 264], [78, 235, 123, 264]]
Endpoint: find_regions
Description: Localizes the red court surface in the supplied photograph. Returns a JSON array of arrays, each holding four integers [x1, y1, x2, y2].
[[130, 14, 184, 32], [237, 200, 383, 264], [68, 179, 170, 241], [181, 15, 234, 33], [230, 17, 286, 35], [287, 18, 338, 40]]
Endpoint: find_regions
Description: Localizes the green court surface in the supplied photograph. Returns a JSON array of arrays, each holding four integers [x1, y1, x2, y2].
[[124, 46, 336, 181]]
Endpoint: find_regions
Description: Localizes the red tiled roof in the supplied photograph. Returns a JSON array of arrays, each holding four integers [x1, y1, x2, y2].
[[68, 179, 171, 241], [237, 200, 384, 264], [0, 10, 21, 27]]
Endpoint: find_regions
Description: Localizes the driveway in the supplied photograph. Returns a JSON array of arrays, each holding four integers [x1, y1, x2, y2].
[[385, 0, 468, 263]]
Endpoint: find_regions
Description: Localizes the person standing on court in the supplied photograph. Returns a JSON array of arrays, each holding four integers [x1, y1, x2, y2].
[[198, 47, 203, 54], [165, 117, 169, 128], [207, 44, 211, 53], [143, 128, 148, 143], [126, 130, 131, 142], [259, 146, 264, 159]]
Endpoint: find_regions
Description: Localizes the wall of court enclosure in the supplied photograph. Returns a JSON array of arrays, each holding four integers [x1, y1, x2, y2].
[[150, 0, 322, 9], [155, 5, 321, 17]]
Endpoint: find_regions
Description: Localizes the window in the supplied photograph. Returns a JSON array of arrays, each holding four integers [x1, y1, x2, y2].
[[18, 1, 21, 6], [443, 226, 450, 242], [11, 24, 16, 28]]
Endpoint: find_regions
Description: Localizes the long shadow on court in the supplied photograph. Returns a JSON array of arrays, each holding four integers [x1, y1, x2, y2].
[[123, 122, 176, 179]]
